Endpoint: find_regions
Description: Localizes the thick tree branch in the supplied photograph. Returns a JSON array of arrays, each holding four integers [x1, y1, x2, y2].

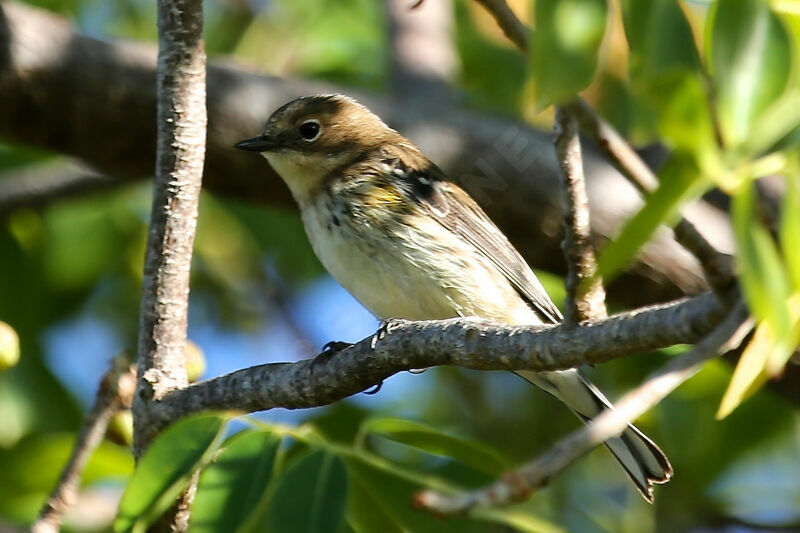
[[132, 0, 206, 457], [147, 291, 727, 430], [0, 0, 729, 305], [0, 161, 119, 217], [414, 302, 752, 514], [31, 352, 136, 533], [555, 107, 606, 324]]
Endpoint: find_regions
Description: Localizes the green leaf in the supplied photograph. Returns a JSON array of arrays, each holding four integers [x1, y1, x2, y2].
[[531, 0, 608, 106], [622, 0, 699, 80], [709, 0, 794, 147], [745, 92, 800, 156], [114, 413, 228, 533], [346, 473, 404, 533], [717, 321, 773, 419], [344, 459, 484, 533], [264, 450, 348, 533], [597, 154, 708, 282], [641, 70, 718, 164], [781, 173, 800, 292], [356, 418, 507, 477], [191, 429, 281, 533], [732, 182, 793, 335], [472, 507, 566, 533]]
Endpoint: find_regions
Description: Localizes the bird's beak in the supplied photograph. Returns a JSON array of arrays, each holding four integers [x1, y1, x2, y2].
[[234, 135, 277, 152]]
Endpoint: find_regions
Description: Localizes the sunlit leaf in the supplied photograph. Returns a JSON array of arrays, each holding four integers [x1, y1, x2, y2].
[[745, 92, 800, 156], [263, 450, 348, 533], [356, 418, 508, 477], [114, 413, 228, 533], [191, 430, 281, 533], [717, 321, 773, 419], [780, 173, 800, 291], [531, 0, 607, 107], [597, 154, 708, 282], [732, 183, 793, 338], [472, 508, 566, 533], [709, 0, 794, 147]]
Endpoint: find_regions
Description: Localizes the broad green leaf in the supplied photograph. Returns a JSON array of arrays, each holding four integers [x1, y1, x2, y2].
[[622, 0, 698, 80], [709, 0, 794, 147], [531, 0, 607, 107], [344, 459, 484, 533], [347, 473, 404, 533], [732, 183, 793, 337], [114, 413, 228, 533], [191, 430, 281, 533], [781, 173, 800, 291], [745, 92, 800, 156], [356, 418, 507, 477], [597, 154, 708, 282], [641, 70, 718, 166], [264, 450, 348, 533]]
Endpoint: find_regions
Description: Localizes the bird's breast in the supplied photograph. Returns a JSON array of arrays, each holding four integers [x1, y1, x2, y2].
[[300, 191, 539, 325]]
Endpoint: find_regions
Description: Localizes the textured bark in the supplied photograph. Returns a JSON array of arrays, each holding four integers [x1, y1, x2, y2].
[[555, 107, 607, 324], [132, 0, 206, 458], [0, 1, 733, 307], [147, 291, 727, 431]]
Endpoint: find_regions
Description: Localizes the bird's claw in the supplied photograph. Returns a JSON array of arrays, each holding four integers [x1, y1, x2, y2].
[[319, 341, 353, 359], [363, 381, 384, 395], [372, 319, 401, 348]]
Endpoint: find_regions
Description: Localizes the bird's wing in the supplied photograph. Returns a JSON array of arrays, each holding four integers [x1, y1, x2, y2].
[[387, 155, 563, 324]]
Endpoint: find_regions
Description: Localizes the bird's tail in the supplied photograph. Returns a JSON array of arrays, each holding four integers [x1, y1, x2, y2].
[[517, 369, 673, 502]]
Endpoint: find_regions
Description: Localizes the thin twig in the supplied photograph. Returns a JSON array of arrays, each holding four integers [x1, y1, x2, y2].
[[473, 0, 529, 51], [31, 353, 136, 533], [555, 106, 607, 324], [133, 0, 207, 457], [148, 290, 729, 431], [414, 302, 752, 515], [563, 99, 735, 293]]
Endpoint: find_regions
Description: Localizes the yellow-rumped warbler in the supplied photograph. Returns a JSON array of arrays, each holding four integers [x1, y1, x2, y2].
[[235, 94, 672, 501]]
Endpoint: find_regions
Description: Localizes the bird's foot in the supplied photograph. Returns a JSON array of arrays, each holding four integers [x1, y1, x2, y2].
[[318, 341, 353, 360], [372, 319, 401, 348]]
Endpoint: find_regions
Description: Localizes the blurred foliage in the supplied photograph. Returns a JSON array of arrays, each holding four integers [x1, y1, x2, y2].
[[0, 0, 799, 532]]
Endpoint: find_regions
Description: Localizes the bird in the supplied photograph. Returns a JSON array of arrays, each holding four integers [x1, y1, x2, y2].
[[235, 94, 672, 501]]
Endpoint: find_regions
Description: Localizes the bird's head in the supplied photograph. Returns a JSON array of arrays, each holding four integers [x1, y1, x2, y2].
[[235, 94, 396, 203]]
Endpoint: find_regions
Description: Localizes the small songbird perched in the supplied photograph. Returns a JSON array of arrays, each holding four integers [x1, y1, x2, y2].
[[235, 94, 672, 501]]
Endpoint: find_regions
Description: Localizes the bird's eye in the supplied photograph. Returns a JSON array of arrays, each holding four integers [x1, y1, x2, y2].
[[299, 120, 321, 141]]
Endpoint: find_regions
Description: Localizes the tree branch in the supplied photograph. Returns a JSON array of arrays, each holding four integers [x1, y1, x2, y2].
[[31, 352, 136, 533], [0, 161, 119, 218], [414, 302, 752, 514], [555, 107, 606, 324], [132, 0, 206, 457], [473, 0, 528, 52], [0, 0, 727, 305], [470, 0, 734, 295], [563, 99, 736, 293], [146, 291, 727, 430]]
